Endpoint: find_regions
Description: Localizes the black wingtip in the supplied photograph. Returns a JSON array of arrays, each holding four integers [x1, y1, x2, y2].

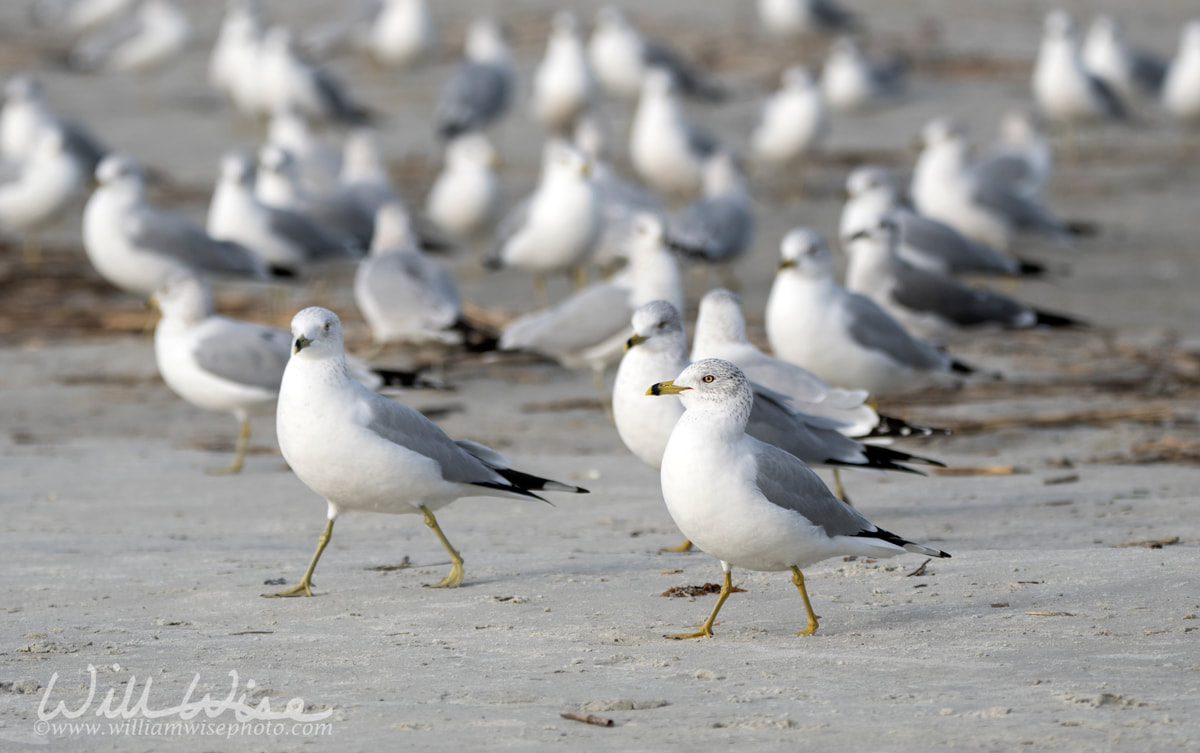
[[268, 264, 299, 280], [372, 368, 454, 391], [452, 317, 500, 353], [1034, 309, 1086, 329], [869, 414, 952, 438], [950, 359, 975, 375], [1017, 259, 1046, 277], [1065, 220, 1100, 237], [488, 467, 590, 497]]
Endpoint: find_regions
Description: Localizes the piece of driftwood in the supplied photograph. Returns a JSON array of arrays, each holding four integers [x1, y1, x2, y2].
[[1115, 536, 1180, 549], [932, 465, 1027, 477], [561, 712, 613, 728]]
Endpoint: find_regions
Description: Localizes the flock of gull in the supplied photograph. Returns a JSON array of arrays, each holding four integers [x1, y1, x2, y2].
[[4, 0, 1200, 638]]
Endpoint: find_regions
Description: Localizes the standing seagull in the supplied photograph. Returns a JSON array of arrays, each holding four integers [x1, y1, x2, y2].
[[647, 358, 949, 638], [83, 155, 271, 296], [665, 151, 755, 278], [367, 0, 437, 68], [268, 307, 587, 596], [751, 65, 827, 169], [844, 216, 1081, 338], [1082, 15, 1167, 107], [1032, 10, 1126, 127], [766, 228, 974, 395], [0, 75, 108, 177], [531, 11, 596, 134], [629, 69, 719, 197], [485, 141, 599, 302], [435, 18, 514, 140], [261, 26, 371, 126], [424, 132, 500, 240], [1163, 21, 1200, 128], [0, 127, 84, 265], [587, 6, 723, 102], [820, 37, 904, 113], [152, 273, 435, 475], [758, 0, 857, 37], [69, 0, 192, 75]]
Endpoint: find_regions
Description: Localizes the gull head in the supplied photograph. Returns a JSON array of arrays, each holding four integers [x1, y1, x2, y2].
[[845, 214, 900, 254], [290, 307, 345, 359], [258, 144, 296, 177], [626, 300, 685, 353], [153, 271, 213, 325], [219, 151, 255, 186], [782, 65, 816, 91], [371, 202, 417, 254], [551, 10, 580, 37], [999, 110, 1042, 147], [1086, 15, 1120, 48], [648, 358, 753, 419], [694, 289, 747, 347], [595, 6, 630, 32], [641, 67, 676, 98], [95, 154, 143, 187], [779, 227, 834, 278], [702, 150, 745, 196], [447, 132, 498, 168], [844, 165, 894, 199], [916, 117, 967, 151], [544, 140, 591, 181], [465, 17, 509, 63], [4, 75, 43, 103], [828, 36, 862, 65], [1043, 10, 1076, 41]]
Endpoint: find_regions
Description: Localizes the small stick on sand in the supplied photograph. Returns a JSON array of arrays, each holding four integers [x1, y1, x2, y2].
[[561, 712, 614, 727]]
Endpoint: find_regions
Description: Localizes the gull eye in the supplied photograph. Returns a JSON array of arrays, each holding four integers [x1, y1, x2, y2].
[[702, 375, 715, 384], [323, 322, 331, 333]]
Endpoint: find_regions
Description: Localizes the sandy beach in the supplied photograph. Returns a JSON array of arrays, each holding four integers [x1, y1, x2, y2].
[[2, 1, 1200, 750]]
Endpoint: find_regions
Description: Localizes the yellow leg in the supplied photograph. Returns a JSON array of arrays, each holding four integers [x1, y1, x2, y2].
[[421, 506, 464, 588], [832, 468, 852, 506], [791, 566, 819, 635], [207, 418, 251, 475], [533, 274, 547, 309], [658, 539, 693, 553], [667, 569, 733, 639], [263, 518, 335, 597], [22, 232, 41, 268], [571, 266, 589, 291]]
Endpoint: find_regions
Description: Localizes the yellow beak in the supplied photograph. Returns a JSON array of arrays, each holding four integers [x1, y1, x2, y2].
[[625, 333, 648, 352], [293, 335, 312, 354], [777, 259, 796, 271], [646, 380, 691, 396]]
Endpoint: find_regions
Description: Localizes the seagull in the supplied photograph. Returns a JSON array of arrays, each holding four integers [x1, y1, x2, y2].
[[979, 111, 1053, 200], [261, 26, 370, 126], [1, 75, 108, 177], [266, 106, 341, 193], [485, 140, 600, 302], [255, 144, 374, 248], [911, 118, 1069, 251], [647, 358, 949, 638], [367, 0, 437, 68], [840, 166, 1042, 278], [152, 274, 438, 476], [758, 0, 857, 37], [617, 300, 944, 486], [69, 0, 192, 74], [1082, 14, 1168, 107], [751, 65, 827, 169], [1032, 10, 1126, 127], [0, 127, 84, 266], [499, 212, 683, 375], [532, 11, 596, 134], [30, 0, 136, 34], [424, 132, 500, 240], [268, 307, 587, 596], [1163, 21, 1200, 128], [83, 154, 273, 296], [766, 228, 974, 395], [630, 69, 719, 197], [207, 151, 360, 274], [355, 202, 485, 349], [587, 6, 724, 102], [209, 0, 270, 119], [664, 151, 755, 271], [690, 289, 942, 439], [845, 215, 1082, 338], [434, 17, 514, 140], [820, 36, 904, 113]]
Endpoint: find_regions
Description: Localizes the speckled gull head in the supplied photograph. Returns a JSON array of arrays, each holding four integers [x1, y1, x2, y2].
[[844, 165, 893, 199], [846, 213, 899, 247], [153, 271, 212, 324], [647, 358, 754, 422], [625, 299, 684, 352], [778, 228, 834, 278], [219, 151, 255, 186], [95, 153, 143, 187], [290, 307, 345, 359]]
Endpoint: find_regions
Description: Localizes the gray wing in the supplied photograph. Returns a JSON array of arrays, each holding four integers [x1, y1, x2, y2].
[[1087, 72, 1128, 119], [359, 252, 461, 328], [811, 0, 857, 31], [363, 391, 504, 485], [436, 61, 511, 139], [898, 210, 1018, 276], [972, 175, 1067, 236], [642, 40, 724, 102], [484, 196, 532, 267], [747, 388, 863, 465], [126, 206, 263, 276], [667, 197, 752, 263], [264, 204, 360, 261], [192, 319, 290, 391], [311, 66, 369, 125], [869, 59, 906, 93], [499, 279, 632, 356], [749, 439, 874, 538], [842, 292, 947, 370], [889, 263, 1032, 328], [685, 120, 719, 159], [304, 190, 375, 246], [975, 152, 1036, 197], [56, 118, 107, 176]]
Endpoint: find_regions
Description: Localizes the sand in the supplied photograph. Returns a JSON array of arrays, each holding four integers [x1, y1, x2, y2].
[[2, 1, 1200, 751]]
